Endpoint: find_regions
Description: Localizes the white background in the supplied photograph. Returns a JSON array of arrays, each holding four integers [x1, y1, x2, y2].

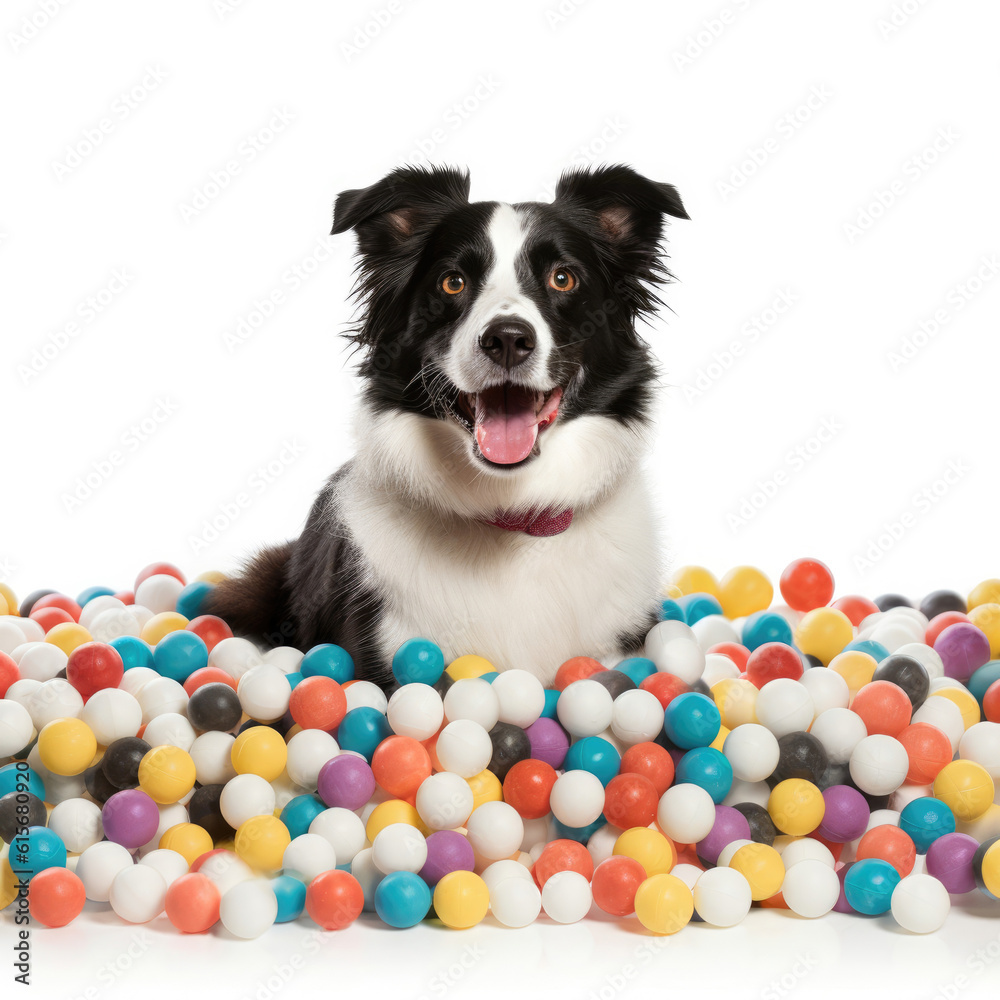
[[3, 1, 1000, 998]]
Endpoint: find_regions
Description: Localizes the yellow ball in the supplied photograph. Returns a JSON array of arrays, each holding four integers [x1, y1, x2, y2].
[[931, 688, 981, 730], [159, 822, 214, 865], [671, 566, 720, 599], [138, 744, 197, 803], [829, 650, 878, 695], [977, 837, 1000, 898], [793, 607, 854, 665], [0, 583, 17, 616], [718, 566, 773, 619], [661, 583, 684, 600], [968, 579, 1000, 612], [433, 870, 490, 929], [729, 843, 785, 901], [466, 769, 503, 811], [235, 814, 291, 871], [37, 717, 98, 776], [140, 611, 189, 645], [968, 604, 1000, 658], [712, 678, 758, 729], [1, 857, 18, 910], [366, 799, 428, 842], [957, 803, 1000, 843], [933, 760, 995, 822], [231, 726, 287, 782], [196, 570, 227, 585], [0, 593, 7, 616], [613, 827, 676, 877], [633, 873, 694, 935], [710, 723, 730, 753], [446, 655, 494, 681], [767, 778, 825, 836], [44, 621, 92, 655]]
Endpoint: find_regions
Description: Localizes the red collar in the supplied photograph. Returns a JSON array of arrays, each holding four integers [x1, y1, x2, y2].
[[482, 507, 573, 537]]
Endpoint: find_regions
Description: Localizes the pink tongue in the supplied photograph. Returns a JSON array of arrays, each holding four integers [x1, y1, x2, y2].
[[475, 385, 539, 464]]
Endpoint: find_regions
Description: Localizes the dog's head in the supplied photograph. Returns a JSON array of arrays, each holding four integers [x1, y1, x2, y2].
[[332, 165, 687, 516]]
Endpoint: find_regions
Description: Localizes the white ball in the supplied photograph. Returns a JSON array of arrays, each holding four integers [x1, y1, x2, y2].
[[444, 678, 500, 730], [521, 816, 550, 853], [810, 707, 869, 765], [669, 863, 704, 892], [586, 823, 624, 867], [129, 606, 155, 631], [142, 712, 196, 752], [466, 801, 524, 861], [209, 637, 264, 680], [415, 771, 475, 830], [220, 773, 276, 828], [702, 653, 741, 687], [611, 689, 664, 745], [754, 678, 815, 737], [189, 731, 237, 785], [889, 783, 932, 813], [79, 596, 126, 630], [309, 807, 367, 863], [48, 797, 104, 852], [220, 879, 278, 939], [282, 833, 338, 882], [137, 678, 188, 724], [136, 802, 189, 857], [779, 837, 835, 869], [722, 723, 780, 782], [264, 646, 304, 674], [867, 808, 901, 832], [118, 666, 159, 699], [491, 670, 546, 728], [0, 622, 25, 655], [871, 619, 923, 653], [238, 665, 291, 723], [372, 822, 428, 874], [549, 769, 605, 828], [285, 729, 339, 790], [435, 719, 493, 778], [652, 637, 706, 685], [850, 734, 909, 796], [29, 678, 84, 727], [16, 642, 68, 682], [80, 688, 142, 746], [134, 574, 185, 615], [0, 699, 33, 756], [387, 683, 444, 741], [657, 783, 716, 843], [109, 863, 167, 923], [4, 679, 41, 715], [692, 614, 740, 649], [344, 680, 387, 715], [725, 779, 779, 812], [541, 870, 592, 923], [645, 619, 696, 658], [912, 696, 965, 753], [891, 873, 951, 933], [960, 722, 1000, 779], [76, 841, 134, 901], [490, 873, 542, 927], [717, 839, 754, 868], [5, 617, 44, 643], [781, 859, 841, 918], [799, 666, 850, 714], [481, 859, 533, 894], [693, 866, 752, 927], [351, 847, 384, 912], [138, 849, 190, 888], [34, 768, 85, 806], [896, 642, 944, 681], [556, 679, 614, 738], [89, 607, 141, 642], [196, 850, 254, 894]]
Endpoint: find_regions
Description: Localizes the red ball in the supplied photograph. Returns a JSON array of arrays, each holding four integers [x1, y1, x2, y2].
[[779, 558, 834, 612], [602, 773, 659, 830], [897, 722, 953, 784], [0, 651, 19, 698], [183, 666, 239, 697], [925, 611, 971, 647], [186, 615, 234, 653], [164, 873, 220, 933], [619, 742, 675, 796], [591, 855, 646, 916], [984, 679, 1000, 724], [532, 839, 593, 888], [30, 606, 75, 631], [554, 656, 606, 692], [639, 672, 689, 709], [288, 676, 347, 732], [706, 642, 750, 671], [371, 735, 432, 801], [30, 593, 82, 622], [503, 759, 558, 819], [114, 590, 135, 606], [305, 870, 365, 930], [28, 867, 87, 927], [745, 642, 803, 688], [66, 641, 125, 700], [831, 595, 879, 627], [851, 680, 912, 737], [856, 824, 916, 877], [134, 562, 186, 591]]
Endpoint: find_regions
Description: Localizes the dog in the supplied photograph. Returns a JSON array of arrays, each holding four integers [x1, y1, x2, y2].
[[206, 164, 688, 688]]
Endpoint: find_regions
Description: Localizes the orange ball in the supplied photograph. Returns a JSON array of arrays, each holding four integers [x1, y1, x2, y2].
[[305, 870, 365, 930], [897, 722, 954, 784], [603, 773, 659, 830], [186, 615, 234, 653], [554, 656, 606, 691], [502, 759, 558, 819], [164, 873, 221, 933], [31, 607, 76, 631], [925, 611, 970, 647], [371, 735, 432, 801], [28, 867, 86, 928], [855, 824, 916, 877], [619, 742, 675, 796], [831, 595, 879, 626], [32, 593, 82, 621], [533, 839, 594, 888], [288, 676, 347, 731], [591, 855, 646, 916], [984, 679, 1000, 724], [706, 642, 750, 671], [183, 666, 238, 697], [851, 680, 912, 737], [639, 672, 690, 709]]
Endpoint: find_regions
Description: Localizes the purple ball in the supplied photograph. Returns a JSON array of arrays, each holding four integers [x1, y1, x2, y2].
[[525, 718, 569, 769], [934, 623, 990, 681], [696, 805, 752, 866], [817, 785, 870, 843], [419, 830, 475, 886], [926, 832, 980, 893], [101, 788, 159, 849], [833, 862, 855, 913], [317, 754, 376, 810]]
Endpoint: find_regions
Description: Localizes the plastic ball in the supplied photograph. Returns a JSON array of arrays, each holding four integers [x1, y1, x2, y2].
[[44, 621, 93, 656], [0, 790, 46, 842], [675, 746, 732, 804], [0, 700, 33, 757], [591, 855, 645, 916], [754, 679, 815, 738], [66, 641, 124, 699], [503, 759, 557, 819], [780, 857, 840, 918], [817, 785, 870, 842], [138, 744, 196, 803], [563, 735, 621, 787], [159, 823, 214, 866], [849, 735, 909, 796], [435, 719, 493, 778], [664, 691, 721, 749], [933, 760, 994, 822], [386, 683, 444, 741], [632, 873, 693, 934], [301, 869, 363, 931], [780, 558, 834, 612], [431, 870, 488, 928], [925, 832, 979, 893], [770, 731, 828, 786], [767, 779, 825, 836], [728, 842, 784, 900], [899, 797, 957, 853], [311, 807, 368, 863], [745, 642, 802, 687], [619, 742, 675, 795], [829, 650, 878, 697], [164, 872, 220, 933], [314, 755, 373, 813], [794, 608, 854, 665], [184, 682, 241, 733], [844, 857, 900, 915], [235, 814, 291, 872], [603, 772, 659, 829], [28, 867, 87, 928], [102, 788, 160, 849], [371, 822, 429, 874], [21, 825, 68, 879], [692, 865, 751, 926], [718, 566, 773, 619], [534, 839, 594, 887], [76, 840, 134, 901], [336, 706, 391, 762], [108, 863, 168, 923], [613, 826, 676, 877], [230, 725, 287, 782], [722, 724, 779, 783], [856, 823, 916, 877], [364, 799, 424, 843], [973, 836, 1000, 898], [556, 679, 614, 738], [269, 874, 307, 922], [486, 721, 531, 782], [935, 623, 991, 682], [850, 680, 912, 738], [37, 717, 97, 776], [420, 830, 475, 886], [658, 783, 718, 844], [550, 768, 606, 828]]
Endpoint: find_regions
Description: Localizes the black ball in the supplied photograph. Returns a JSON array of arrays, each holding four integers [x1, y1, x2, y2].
[[487, 722, 531, 782], [10, 735, 37, 762], [591, 670, 637, 699], [433, 673, 455, 698], [818, 760, 853, 790], [188, 683, 242, 732], [238, 715, 294, 738], [18, 588, 57, 617], [0, 791, 47, 842], [84, 761, 119, 804], [874, 593, 912, 612], [101, 737, 151, 789], [973, 836, 1000, 899], [188, 783, 234, 842], [872, 654, 929, 710], [767, 731, 829, 787], [688, 678, 712, 698], [733, 801, 777, 846], [919, 589, 967, 621], [802, 654, 824, 669], [55, 667, 67, 680]]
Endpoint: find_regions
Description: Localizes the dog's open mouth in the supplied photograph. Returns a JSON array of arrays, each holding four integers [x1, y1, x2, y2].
[[455, 385, 562, 466]]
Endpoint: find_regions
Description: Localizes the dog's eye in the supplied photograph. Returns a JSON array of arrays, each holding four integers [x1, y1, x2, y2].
[[442, 273, 465, 295], [549, 267, 577, 292]]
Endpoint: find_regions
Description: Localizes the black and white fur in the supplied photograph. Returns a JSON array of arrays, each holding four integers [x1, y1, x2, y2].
[[207, 165, 688, 688]]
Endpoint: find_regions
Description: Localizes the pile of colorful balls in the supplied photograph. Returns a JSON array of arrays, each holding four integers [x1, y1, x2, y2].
[[1, 558, 999, 938]]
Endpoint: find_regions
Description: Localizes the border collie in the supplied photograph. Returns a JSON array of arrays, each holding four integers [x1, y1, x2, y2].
[[206, 164, 688, 688]]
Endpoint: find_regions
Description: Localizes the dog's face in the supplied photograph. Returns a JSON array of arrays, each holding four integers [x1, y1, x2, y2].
[[332, 165, 687, 513]]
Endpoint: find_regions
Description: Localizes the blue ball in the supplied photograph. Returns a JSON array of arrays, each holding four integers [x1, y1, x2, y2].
[[76, 585, 115, 607], [109, 635, 154, 672], [285, 671, 304, 690], [675, 747, 732, 804], [301, 644, 355, 684], [844, 858, 901, 915], [899, 796, 956, 853], [969, 660, 1000, 709], [741, 611, 793, 651], [392, 638, 445, 686], [552, 814, 608, 844], [337, 707, 392, 762], [20, 826, 67, 880], [663, 692, 721, 750], [279, 793, 327, 839], [563, 736, 621, 787], [678, 593, 724, 626], [374, 871, 432, 928], [660, 599, 685, 623], [175, 581, 214, 620], [152, 630, 208, 683], [479, 672, 499, 683], [0, 763, 45, 801], [541, 689, 561, 719], [270, 875, 307, 922], [843, 639, 890, 662], [615, 657, 657, 686]]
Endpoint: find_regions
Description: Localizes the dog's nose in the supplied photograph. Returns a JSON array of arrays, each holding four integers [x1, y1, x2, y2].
[[479, 319, 536, 369]]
